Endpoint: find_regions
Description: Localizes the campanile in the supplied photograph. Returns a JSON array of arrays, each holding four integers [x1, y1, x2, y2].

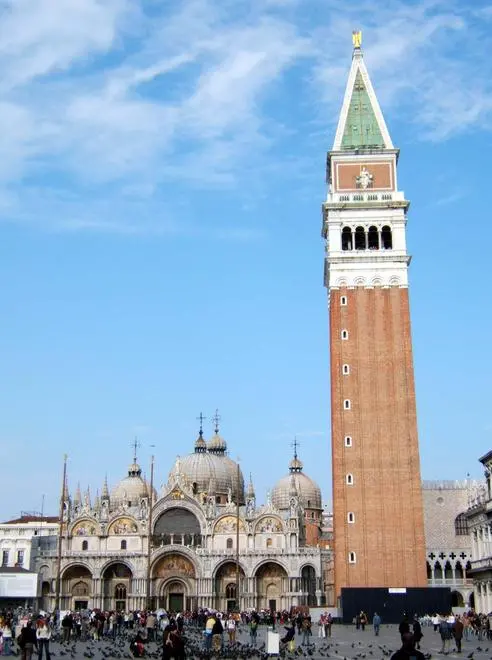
[[322, 34, 427, 600]]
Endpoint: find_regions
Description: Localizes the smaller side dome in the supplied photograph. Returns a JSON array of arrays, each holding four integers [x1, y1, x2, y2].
[[208, 433, 227, 454]]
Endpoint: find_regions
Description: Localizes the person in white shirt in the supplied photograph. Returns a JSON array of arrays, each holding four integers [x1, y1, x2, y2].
[[36, 620, 51, 660]]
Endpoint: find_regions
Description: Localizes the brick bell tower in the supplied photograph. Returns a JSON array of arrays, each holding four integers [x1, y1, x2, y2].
[[322, 33, 427, 601]]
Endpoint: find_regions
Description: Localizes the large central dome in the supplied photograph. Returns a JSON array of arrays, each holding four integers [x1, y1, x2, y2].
[[167, 430, 245, 504]]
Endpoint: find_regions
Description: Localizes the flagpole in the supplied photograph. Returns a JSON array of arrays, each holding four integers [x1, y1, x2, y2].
[[54, 454, 67, 614]]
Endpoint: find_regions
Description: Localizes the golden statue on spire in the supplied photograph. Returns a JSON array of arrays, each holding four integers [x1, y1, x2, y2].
[[352, 30, 362, 49]]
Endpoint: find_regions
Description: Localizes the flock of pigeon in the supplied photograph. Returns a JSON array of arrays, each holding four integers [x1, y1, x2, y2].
[[8, 628, 491, 660]]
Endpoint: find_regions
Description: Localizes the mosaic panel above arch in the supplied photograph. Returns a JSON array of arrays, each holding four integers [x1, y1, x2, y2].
[[153, 553, 195, 578], [213, 515, 246, 534], [72, 519, 99, 536], [254, 516, 283, 534], [107, 517, 139, 535]]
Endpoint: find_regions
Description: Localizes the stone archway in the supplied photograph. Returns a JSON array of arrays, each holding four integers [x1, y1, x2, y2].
[[301, 565, 317, 607], [61, 564, 93, 610], [160, 579, 188, 613], [214, 561, 245, 612], [101, 562, 132, 611], [152, 553, 196, 611], [254, 562, 288, 612]]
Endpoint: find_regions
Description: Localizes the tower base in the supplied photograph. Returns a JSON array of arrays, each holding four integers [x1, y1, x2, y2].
[[340, 587, 451, 624]]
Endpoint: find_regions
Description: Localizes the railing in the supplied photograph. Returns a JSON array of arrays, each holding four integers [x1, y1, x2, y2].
[[327, 191, 405, 204], [427, 579, 473, 586]]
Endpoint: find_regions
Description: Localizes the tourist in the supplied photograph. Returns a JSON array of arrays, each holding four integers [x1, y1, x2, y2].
[[36, 619, 51, 660], [226, 615, 236, 644], [249, 614, 258, 646], [301, 616, 312, 646], [360, 611, 368, 632], [432, 614, 440, 632], [18, 621, 37, 660], [325, 613, 333, 638], [318, 613, 326, 638], [1, 621, 12, 656], [399, 615, 410, 641], [211, 615, 223, 652], [412, 616, 423, 649], [373, 612, 381, 637], [391, 633, 425, 660], [439, 615, 452, 653], [454, 615, 464, 653]]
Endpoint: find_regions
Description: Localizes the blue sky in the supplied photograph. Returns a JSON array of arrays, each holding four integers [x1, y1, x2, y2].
[[1, 0, 492, 521]]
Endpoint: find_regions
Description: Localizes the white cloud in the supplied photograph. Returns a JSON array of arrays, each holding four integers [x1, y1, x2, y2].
[[0, 0, 490, 234]]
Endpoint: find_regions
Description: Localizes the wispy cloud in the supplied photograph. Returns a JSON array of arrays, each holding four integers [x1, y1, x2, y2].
[[0, 0, 490, 234]]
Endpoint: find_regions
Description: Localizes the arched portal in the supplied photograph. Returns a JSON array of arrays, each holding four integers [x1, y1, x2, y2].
[[160, 579, 187, 613], [215, 562, 245, 612], [61, 564, 92, 611], [152, 553, 196, 611], [451, 590, 464, 607], [102, 563, 132, 611], [153, 508, 202, 548], [255, 562, 288, 612], [301, 565, 317, 607]]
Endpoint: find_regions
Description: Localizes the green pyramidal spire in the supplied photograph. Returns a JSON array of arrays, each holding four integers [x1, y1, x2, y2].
[[333, 45, 393, 152], [341, 71, 385, 150]]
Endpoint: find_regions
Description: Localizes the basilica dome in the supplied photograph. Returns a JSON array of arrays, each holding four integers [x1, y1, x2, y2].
[[110, 461, 150, 507], [271, 454, 322, 511], [168, 432, 245, 504]]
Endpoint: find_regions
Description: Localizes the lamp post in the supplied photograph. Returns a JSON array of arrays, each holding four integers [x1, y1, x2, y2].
[[146, 454, 155, 610], [235, 460, 240, 611]]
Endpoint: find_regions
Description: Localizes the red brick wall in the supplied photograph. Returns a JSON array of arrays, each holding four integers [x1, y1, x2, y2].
[[330, 287, 427, 597]]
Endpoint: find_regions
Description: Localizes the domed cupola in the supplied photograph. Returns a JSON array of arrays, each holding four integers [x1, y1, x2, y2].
[[194, 413, 207, 453], [208, 409, 227, 455], [271, 445, 322, 512], [167, 411, 245, 504], [110, 445, 149, 508]]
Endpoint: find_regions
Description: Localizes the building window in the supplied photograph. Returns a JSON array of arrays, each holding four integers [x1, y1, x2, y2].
[[340, 296, 347, 306], [342, 227, 353, 251], [16, 550, 24, 566], [346, 473, 354, 485], [344, 436, 352, 447], [341, 329, 349, 340], [2, 550, 8, 566], [381, 225, 393, 249], [266, 538, 273, 548], [342, 364, 350, 375], [347, 512, 355, 523], [455, 513, 469, 536], [348, 551, 357, 564], [354, 226, 366, 250], [368, 226, 379, 249], [81, 540, 88, 551], [344, 399, 351, 410], [120, 540, 127, 550], [226, 538, 233, 549]]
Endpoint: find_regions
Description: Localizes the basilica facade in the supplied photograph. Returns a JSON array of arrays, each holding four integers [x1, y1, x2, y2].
[[35, 429, 331, 613]]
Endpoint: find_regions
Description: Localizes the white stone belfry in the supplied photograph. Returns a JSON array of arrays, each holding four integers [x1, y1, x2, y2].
[[322, 43, 411, 292]]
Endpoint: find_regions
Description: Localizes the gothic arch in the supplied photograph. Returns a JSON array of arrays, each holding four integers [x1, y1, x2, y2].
[[98, 558, 135, 579], [61, 562, 93, 579], [251, 557, 289, 577], [212, 558, 248, 579]]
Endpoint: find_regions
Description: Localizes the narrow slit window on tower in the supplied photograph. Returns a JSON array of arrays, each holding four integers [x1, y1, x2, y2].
[[354, 226, 366, 250], [347, 512, 355, 523], [381, 225, 393, 249], [344, 399, 351, 410], [346, 473, 354, 485], [368, 226, 379, 249], [341, 227, 352, 251], [82, 540, 88, 551], [120, 540, 127, 550], [345, 436, 352, 447], [340, 296, 347, 306], [342, 364, 350, 375], [349, 551, 357, 564], [341, 329, 349, 340]]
